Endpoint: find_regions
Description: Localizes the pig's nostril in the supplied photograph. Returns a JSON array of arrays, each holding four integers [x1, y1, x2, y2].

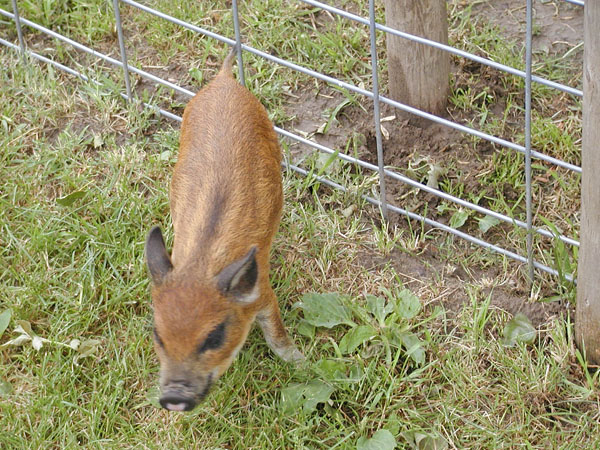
[[159, 396, 196, 412], [164, 402, 188, 412]]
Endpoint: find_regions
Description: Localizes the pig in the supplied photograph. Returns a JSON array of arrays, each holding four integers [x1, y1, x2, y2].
[[145, 47, 304, 412]]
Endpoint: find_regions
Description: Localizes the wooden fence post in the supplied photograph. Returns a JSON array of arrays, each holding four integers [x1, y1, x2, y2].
[[576, 0, 600, 365], [383, 0, 450, 120]]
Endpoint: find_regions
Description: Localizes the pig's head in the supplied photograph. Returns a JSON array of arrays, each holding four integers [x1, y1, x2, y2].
[[145, 226, 259, 411]]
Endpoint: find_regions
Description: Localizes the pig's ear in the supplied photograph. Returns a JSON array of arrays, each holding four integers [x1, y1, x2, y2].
[[145, 226, 173, 284], [217, 246, 259, 303]]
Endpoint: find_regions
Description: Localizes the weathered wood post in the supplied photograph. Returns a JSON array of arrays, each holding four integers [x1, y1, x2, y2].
[[383, 0, 450, 120], [576, 0, 600, 365]]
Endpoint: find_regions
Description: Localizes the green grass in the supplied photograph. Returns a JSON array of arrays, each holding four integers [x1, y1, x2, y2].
[[0, 0, 594, 448]]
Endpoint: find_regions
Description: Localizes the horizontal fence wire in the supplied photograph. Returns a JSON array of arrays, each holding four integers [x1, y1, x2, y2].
[[0, 0, 580, 283], [0, 37, 183, 122], [0, 8, 195, 96]]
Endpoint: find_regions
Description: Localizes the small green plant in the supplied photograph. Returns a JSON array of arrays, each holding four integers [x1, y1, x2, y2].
[[1, 318, 102, 364], [539, 217, 577, 303], [291, 289, 441, 447], [501, 313, 536, 347], [295, 287, 433, 372], [0, 309, 11, 338], [402, 431, 449, 450], [357, 429, 397, 450]]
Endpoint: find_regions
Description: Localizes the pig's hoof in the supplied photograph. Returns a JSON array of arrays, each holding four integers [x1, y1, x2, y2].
[[281, 346, 305, 365]]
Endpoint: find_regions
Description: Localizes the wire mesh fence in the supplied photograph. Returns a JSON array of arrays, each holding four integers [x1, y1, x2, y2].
[[1, 0, 584, 284]]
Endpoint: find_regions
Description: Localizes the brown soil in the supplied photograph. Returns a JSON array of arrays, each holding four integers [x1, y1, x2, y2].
[[283, 81, 521, 245], [356, 246, 567, 328], [471, 0, 583, 57]]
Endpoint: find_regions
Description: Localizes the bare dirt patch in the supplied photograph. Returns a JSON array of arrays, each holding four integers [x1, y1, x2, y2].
[[356, 244, 567, 328], [471, 0, 583, 58], [282, 86, 358, 162]]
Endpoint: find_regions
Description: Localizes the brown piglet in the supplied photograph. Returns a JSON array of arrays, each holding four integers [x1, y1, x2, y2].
[[145, 48, 304, 412]]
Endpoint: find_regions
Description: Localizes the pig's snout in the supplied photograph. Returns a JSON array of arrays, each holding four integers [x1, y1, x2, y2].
[[158, 374, 213, 412]]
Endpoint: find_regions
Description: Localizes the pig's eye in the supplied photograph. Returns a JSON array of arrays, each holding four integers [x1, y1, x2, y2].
[[197, 321, 226, 354]]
